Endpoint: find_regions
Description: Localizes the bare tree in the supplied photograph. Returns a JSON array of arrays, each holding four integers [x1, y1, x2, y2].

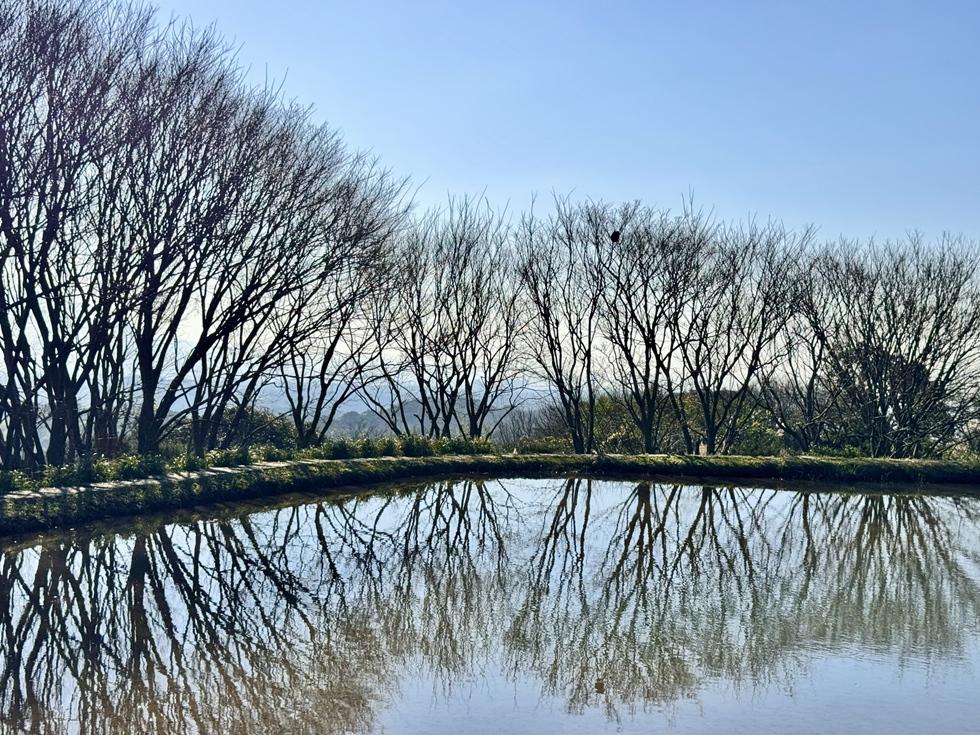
[[362, 196, 526, 438], [756, 249, 837, 452], [663, 217, 807, 454], [279, 154, 407, 448], [0, 0, 153, 466], [808, 237, 980, 457], [598, 205, 698, 452], [3, 0, 980, 472], [517, 198, 611, 453], [0, 1, 409, 465]]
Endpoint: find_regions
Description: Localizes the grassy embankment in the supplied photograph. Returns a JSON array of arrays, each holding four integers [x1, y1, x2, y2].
[[2, 451, 980, 536]]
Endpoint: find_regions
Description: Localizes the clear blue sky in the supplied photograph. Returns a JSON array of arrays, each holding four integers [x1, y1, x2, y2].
[[158, 0, 980, 240]]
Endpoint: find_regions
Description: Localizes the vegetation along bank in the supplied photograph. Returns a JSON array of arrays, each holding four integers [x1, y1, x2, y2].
[[4, 452, 980, 536]]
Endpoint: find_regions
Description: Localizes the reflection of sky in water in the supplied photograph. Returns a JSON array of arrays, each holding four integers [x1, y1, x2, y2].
[[1, 478, 979, 734], [385, 652, 980, 735]]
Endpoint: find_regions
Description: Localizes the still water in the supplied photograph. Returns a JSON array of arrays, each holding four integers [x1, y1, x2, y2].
[[1, 478, 979, 734]]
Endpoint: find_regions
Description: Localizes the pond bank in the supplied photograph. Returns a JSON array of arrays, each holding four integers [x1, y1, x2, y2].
[[2, 452, 979, 536]]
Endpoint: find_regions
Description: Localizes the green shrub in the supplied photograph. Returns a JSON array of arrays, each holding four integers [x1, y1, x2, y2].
[[731, 413, 783, 456], [3, 434, 507, 493], [90, 456, 121, 481], [115, 454, 166, 479], [376, 437, 400, 456], [327, 439, 354, 459], [354, 437, 382, 457], [0, 470, 37, 494], [42, 464, 80, 487], [205, 446, 251, 468], [433, 436, 495, 455], [170, 454, 205, 472], [398, 434, 435, 457], [250, 444, 292, 462], [512, 435, 573, 454], [599, 427, 645, 454]]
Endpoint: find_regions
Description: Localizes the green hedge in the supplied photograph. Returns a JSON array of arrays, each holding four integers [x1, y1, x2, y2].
[[0, 436, 496, 495], [2, 452, 980, 536]]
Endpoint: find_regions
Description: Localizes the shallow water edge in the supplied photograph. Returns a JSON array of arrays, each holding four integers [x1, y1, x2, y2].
[[2, 476, 979, 734], [3, 453, 980, 537]]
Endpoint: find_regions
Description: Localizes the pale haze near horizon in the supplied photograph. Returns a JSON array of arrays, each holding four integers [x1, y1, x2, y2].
[[156, 0, 980, 242]]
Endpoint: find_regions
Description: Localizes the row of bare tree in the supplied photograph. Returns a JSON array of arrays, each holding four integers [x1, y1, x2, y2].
[[0, 0, 404, 467], [518, 203, 980, 458], [2, 1, 980, 469]]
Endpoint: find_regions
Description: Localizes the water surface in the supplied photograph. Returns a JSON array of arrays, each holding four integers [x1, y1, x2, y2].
[[1, 478, 979, 734]]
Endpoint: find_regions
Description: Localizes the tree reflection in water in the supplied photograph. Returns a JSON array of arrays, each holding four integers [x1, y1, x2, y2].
[[1, 478, 978, 733]]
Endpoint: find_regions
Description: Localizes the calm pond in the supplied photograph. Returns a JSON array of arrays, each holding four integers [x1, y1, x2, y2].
[[1, 478, 979, 734]]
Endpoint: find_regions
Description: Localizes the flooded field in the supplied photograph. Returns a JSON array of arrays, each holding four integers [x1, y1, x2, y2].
[[1, 478, 978, 734]]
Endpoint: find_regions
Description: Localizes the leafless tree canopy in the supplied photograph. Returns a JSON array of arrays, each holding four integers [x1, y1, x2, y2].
[[1, 0, 979, 467], [0, 0, 406, 466], [799, 238, 980, 457], [362, 196, 527, 439], [516, 198, 609, 453]]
